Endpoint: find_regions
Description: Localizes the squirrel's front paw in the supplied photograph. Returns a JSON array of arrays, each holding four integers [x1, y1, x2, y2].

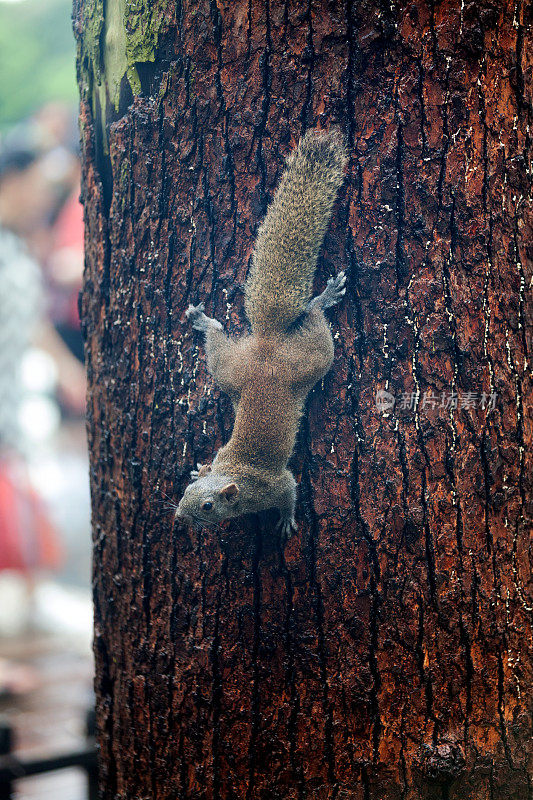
[[191, 463, 211, 481], [277, 516, 297, 540]]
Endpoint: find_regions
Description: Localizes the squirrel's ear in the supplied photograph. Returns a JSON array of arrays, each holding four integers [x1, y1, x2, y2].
[[219, 483, 239, 502], [198, 464, 212, 477]]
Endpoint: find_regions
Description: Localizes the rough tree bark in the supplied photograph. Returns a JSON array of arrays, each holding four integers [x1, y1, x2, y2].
[[74, 0, 532, 798]]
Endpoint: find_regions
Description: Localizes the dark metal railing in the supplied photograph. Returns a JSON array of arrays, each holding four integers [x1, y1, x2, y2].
[[0, 709, 97, 800]]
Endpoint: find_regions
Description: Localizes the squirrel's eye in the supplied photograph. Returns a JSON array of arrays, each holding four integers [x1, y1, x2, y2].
[[202, 501, 213, 511]]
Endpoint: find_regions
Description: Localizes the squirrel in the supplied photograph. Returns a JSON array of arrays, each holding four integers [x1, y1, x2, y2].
[[175, 130, 348, 537]]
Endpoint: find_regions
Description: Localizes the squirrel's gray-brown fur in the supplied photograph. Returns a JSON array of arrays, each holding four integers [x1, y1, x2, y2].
[[176, 130, 348, 537]]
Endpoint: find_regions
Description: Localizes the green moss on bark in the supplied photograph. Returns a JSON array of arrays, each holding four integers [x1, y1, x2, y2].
[[124, 0, 164, 66], [76, 0, 167, 151]]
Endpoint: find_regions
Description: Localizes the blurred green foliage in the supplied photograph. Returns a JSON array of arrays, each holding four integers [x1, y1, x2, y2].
[[0, 0, 77, 131]]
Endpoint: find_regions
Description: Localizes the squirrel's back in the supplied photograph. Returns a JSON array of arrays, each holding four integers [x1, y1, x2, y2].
[[244, 130, 347, 337]]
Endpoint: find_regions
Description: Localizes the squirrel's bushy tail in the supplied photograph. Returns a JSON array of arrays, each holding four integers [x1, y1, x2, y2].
[[244, 130, 347, 337]]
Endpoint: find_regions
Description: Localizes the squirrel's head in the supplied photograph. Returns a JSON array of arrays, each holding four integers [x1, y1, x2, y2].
[[175, 473, 241, 527]]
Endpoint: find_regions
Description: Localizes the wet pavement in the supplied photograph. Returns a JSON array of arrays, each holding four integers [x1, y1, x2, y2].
[[0, 627, 93, 798], [0, 419, 93, 798]]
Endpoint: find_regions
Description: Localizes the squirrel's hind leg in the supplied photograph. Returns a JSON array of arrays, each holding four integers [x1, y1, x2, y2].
[[186, 302, 223, 332], [186, 304, 245, 402], [306, 271, 346, 313]]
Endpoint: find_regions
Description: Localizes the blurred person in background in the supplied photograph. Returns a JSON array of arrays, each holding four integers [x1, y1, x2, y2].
[[3, 104, 85, 392], [0, 122, 86, 421], [0, 127, 85, 695], [44, 155, 85, 368]]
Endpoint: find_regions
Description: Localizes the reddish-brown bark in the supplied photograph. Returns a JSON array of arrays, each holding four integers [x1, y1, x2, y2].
[[75, 0, 532, 797]]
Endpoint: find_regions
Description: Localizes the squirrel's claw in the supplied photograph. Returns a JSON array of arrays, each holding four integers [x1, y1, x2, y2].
[[277, 516, 297, 540], [307, 270, 347, 313], [322, 271, 347, 308]]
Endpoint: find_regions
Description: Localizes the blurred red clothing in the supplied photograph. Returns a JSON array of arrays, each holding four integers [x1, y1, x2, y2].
[[54, 185, 83, 246], [0, 455, 62, 572], [47, 187, 83, 330]]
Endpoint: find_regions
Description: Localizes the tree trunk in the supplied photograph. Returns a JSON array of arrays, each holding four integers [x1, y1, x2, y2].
[[74, 0, 532, 797]]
